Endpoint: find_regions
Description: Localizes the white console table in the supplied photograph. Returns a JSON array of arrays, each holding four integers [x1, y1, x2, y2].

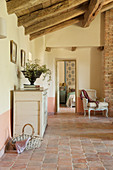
[[13, 89, 48, 137]]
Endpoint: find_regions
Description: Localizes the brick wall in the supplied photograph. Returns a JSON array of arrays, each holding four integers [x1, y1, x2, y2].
[[104, 9, 113, 115]]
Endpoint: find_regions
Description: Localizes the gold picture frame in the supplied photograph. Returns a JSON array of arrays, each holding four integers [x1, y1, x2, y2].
[[21, 49, 26, 67], [10, 40, 17, 64]]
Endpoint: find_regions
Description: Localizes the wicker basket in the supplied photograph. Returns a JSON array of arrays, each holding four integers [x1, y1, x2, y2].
[[12, 123, 42, 150]]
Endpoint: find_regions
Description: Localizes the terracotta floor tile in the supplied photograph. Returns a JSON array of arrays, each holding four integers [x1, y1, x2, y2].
[[1, 113, 113, 169], [11, 163, 27, 169], [0, 161, 14, 167], [0, 168, 10, 170], [72, 158, 87, 163], [88, 161, 103, 167], [28, 160, 42, 166], [27, 167, 41, 170], [58, 167, 72, 170], [73, 163, 88, 169], [89, 168, 105, 170]]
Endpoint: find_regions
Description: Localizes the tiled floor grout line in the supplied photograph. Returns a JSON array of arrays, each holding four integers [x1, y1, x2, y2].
[[91, 139, 106, 170], [56, 135, 60, 170], [9, 153, 19, 169], [69, 136, 73, 170], [81, 138, 89, 170], [102, 139, 113, 170]]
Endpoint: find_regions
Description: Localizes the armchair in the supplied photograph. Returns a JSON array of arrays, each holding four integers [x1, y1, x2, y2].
[[81, 89, 108, 119]]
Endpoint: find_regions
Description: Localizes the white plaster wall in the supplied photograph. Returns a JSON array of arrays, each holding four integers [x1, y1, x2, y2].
[[29, 13, 103, 99], [59, 61, 64, 84], [45, 48, 91, 97], [45, 14, 101, 47], [28, 36, 51, 89], [0, 0, 31, 114], [43, 47, 103, 98]]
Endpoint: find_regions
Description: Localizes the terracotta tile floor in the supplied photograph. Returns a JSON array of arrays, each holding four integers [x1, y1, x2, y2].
[[59, 107, 75, 113], [1, 113, 113, 169]]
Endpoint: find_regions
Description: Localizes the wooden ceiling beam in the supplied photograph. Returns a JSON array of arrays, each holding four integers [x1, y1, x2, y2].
[[25, 6, 86, 35], [30, 16, 83, 40], [18, 0, 88, 27], [6, 0, 49, 14], [15, 4, 43, 17], [101, 1, 113, 12], [103, 0, 113, 6], [82, 0, 104, 27]]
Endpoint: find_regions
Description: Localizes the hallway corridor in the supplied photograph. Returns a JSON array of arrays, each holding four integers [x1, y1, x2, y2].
[[1, 113, 113, 170]]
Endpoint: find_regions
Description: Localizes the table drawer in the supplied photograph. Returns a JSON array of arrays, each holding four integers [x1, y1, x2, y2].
[[14, 91, 42, 101]]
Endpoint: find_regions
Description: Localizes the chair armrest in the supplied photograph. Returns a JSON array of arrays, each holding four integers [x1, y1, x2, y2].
[[97, 98, 106, 102]]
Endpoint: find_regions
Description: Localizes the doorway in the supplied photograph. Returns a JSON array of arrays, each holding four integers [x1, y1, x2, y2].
[[56, 60, 77, 113]]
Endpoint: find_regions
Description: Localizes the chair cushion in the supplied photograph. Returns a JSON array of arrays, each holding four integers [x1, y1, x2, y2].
[[88, 102, 108, 108]]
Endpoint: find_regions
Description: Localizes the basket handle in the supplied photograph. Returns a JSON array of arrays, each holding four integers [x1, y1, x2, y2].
[[22, 123, 35, 136]]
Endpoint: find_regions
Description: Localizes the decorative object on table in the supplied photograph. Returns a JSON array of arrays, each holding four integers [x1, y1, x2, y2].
[[23, 84, 40, 90], [21, 49, 26, 67], [0, 17, 7, 39], [11, 124, 42, 152], [10, 40, 17, 64], [22, 59, 51, 85]]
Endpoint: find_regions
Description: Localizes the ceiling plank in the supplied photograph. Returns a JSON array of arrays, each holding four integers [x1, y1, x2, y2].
[[18, 0, 88, 27], [101, 1, 113, 12], [103, 0, 113, 6], [25, 6, 86, 35], [30, 16, 82, 40], [83, 0, 104, 27], [6, 0, 49, 14], [16, 4, 43, 17], [42, 0, 51, 8]]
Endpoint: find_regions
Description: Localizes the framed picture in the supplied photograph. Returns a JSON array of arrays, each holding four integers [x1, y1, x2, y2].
[[21, 49, 26, 67], [10, 40, 17, 64]]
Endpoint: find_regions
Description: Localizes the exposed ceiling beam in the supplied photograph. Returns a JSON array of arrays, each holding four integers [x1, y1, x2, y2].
[[25, 6, 86, 35], [16, 4, 43, 17], [6, 0, 49, 14], [101, 1, 113, 12], [18, 0, 88, 27], [83, 0, 104, 27], [30, 16, 82, 40], [103, 0, 113, 6]]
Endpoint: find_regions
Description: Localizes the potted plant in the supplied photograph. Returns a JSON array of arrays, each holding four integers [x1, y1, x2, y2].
[[22, 59, 51, 85]]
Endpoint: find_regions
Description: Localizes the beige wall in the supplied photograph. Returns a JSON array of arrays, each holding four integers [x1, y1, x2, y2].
[[44, 47, 103, 98], [0, 0, 104, 151], [0, 0, 31, 152], [46, 14, 101, 47], [59, 61, 64, 84], [0, 0, 31, 115]]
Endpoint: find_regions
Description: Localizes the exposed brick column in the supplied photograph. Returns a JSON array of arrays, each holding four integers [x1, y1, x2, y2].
[[104, 9, 113, 115]]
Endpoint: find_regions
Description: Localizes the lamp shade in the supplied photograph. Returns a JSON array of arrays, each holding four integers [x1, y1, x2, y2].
[[0, 17, 7, 39]]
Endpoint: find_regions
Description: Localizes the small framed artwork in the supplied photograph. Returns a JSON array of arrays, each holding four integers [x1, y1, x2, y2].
[[21, 49, 26, 67], [10, 40, 17, 64]]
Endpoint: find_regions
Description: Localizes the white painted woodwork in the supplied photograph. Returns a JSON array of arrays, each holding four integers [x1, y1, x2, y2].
[[13, 89, 48, 138], [56, 62, 60, 113]]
